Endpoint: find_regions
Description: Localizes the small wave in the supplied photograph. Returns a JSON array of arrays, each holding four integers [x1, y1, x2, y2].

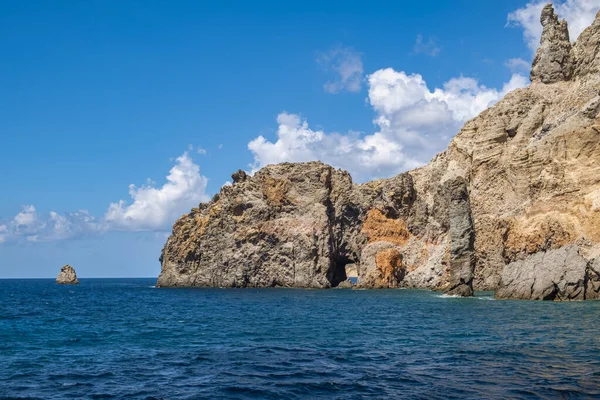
[[435, 294, 461, 298], [435, 293, 495, 300]]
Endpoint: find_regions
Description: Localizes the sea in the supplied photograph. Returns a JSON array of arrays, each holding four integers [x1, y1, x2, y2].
[[1, 279, 599, 399]]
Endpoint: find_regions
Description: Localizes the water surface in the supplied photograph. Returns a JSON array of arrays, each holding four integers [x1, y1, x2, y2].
[[1, 279, 599, 399]]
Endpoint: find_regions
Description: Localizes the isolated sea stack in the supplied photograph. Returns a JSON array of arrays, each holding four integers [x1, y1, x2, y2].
[[56, 265, 79, 285], [158, 5, 600, 300]]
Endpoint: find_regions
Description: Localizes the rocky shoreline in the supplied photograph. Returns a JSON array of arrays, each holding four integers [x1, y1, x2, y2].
[[157, 5, 600, 300]]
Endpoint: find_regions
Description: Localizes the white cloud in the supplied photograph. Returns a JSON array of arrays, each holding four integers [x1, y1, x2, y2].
[[508, 0, 600, 52], [505, 57, 531, 72], [249, 112, 415, 181], [249, 69, 528, 181], [105, 152, 209, 231], [317, 46, 364, 94], [188, 144, 207, 155], [413, 35, 440, 56], [1, 152, 209, 243], [13, 205, 38, 229], [2, 207, 102, 243]]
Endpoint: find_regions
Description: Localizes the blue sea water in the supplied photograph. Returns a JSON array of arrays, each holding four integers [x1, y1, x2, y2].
[[1, 279, 599, 399]]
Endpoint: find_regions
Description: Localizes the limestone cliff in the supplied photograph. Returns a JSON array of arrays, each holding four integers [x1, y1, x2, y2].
[[158, 5, 600, 300]]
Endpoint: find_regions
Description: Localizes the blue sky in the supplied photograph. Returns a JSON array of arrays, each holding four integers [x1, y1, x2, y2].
[[1, 0, 599, 278]]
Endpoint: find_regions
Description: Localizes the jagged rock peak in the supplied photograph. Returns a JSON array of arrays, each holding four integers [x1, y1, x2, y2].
[[530, 3, 574, 83], [231, 169, 248, 184], [56, 264, 79, 285], [573, 9, 600, 77]]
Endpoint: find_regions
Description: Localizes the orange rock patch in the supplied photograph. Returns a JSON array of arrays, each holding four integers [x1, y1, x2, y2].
[[375, 248, 405, 287], [361, 209, 411, 246], [502, 215, 574, 262], [262, 176, 289, 206]]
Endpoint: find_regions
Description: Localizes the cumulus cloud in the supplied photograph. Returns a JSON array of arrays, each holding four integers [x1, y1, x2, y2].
[[13, 205, 38, 231], [2, 206, 102, 242], [413, 35, 440, 56], [317, 46, 364, 94], [1, 152, 209, 243], [249, 113, 415, 181], [508, 0, 600, 52], [249, 69, 528, 181], [105, 152, 209, 231]]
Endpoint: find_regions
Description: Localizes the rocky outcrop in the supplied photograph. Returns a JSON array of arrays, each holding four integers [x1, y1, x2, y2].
[[573, 10, 600, 77], [356, 242, 405, 289], [444, 178, 475, 297], [56, 265, 79, 285], [530, 4, 573, 83], [158, 6, 600, 300], [157, 162, 452, 290], [495, 245, 588, 300], [587, 258, 600, 300], [531, 4, 600, 82]]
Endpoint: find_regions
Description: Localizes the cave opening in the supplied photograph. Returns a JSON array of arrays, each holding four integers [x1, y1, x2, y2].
[[327, 254, 352, 287]]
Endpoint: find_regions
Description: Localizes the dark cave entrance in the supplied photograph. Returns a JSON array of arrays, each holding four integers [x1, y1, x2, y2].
[[327, 254, 352, 287]]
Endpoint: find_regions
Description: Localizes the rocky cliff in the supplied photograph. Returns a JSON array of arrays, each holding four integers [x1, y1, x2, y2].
[[158, 4, 600, 300]]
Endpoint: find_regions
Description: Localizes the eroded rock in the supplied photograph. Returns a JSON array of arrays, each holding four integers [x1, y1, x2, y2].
[[444, 177, 475, 297], [56, 265, 79, 285], [495, 246, 587, 300], [356, 242, 405, 289], [585, 258, 600, 300], [530, 4, 574, 83]]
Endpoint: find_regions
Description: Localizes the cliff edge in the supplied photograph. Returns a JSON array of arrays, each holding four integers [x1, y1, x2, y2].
[[158, 5, 600, 300]]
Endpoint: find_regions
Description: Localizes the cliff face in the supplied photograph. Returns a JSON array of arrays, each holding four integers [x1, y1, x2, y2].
[[158, 5, 600, 300], [157, 163, 459, 289]]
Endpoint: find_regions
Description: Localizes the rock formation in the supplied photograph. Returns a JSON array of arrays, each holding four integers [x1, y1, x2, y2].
[[158, 5, 600, 300], [445, 178, 475, 297], [530, 4, 573, 83], [56, 265, 79, 285], [495, 245, 598, 300]]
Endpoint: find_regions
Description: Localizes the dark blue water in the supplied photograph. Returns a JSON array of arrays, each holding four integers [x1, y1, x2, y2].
[[1, 279, 599, 399]]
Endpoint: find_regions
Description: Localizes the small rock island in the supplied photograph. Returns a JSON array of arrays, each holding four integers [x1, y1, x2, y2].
[[56, 265, 79, 285]]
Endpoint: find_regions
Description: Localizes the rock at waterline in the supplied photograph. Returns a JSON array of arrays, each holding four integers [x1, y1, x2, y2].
[[56, 265, 79, 285]]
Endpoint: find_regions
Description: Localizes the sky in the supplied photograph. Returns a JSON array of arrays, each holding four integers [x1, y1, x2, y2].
[[1, 0, 599, 278]]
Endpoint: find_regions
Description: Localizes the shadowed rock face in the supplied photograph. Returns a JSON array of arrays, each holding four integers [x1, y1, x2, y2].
[[56, 265, 79, 285], [445, 178, 475, 297], [158, 8, 600, 300]]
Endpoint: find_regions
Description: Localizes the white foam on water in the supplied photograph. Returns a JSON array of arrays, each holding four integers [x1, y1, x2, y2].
[[435, 294, 461, 299]]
